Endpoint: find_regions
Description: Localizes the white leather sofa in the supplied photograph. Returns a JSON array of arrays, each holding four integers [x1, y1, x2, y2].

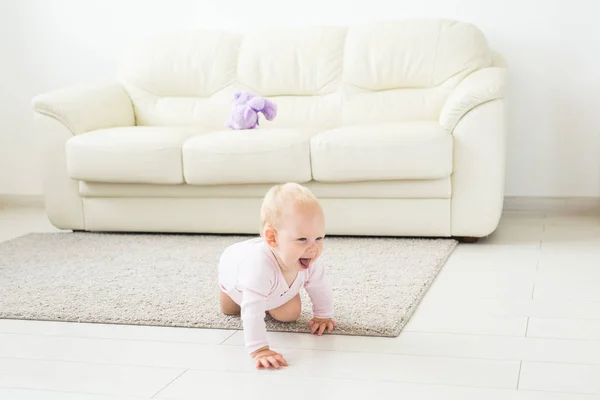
[[31, 19, 507, 240]]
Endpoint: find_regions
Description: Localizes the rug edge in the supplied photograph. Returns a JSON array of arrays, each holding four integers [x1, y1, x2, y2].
[[386, 239, 459, 337]]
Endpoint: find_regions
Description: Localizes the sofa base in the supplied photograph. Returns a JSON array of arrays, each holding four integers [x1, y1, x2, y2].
[[454, 236, 480, 243], [77, 197, 452, 237]]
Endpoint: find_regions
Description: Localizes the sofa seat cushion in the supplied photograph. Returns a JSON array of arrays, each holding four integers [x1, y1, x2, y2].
[[310, 122, 452, 182], [66, 126, 205, 184], [182, 128, 316, 185]]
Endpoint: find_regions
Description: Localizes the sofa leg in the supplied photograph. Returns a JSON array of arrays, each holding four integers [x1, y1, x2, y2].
[[455, 236, 479, 243]]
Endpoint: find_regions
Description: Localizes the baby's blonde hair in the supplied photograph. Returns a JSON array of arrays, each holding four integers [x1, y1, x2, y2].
[[260, 182, 321, 234]]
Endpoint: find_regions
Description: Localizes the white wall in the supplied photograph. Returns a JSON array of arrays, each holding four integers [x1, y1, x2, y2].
[[1, 0, 599, 197]]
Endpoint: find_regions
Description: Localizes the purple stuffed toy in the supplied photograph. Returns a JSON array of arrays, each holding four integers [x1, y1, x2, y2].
[[225, 91, 277, 130]]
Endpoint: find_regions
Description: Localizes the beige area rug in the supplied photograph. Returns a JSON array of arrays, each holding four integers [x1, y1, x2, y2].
[[0, 232, 457, 337]]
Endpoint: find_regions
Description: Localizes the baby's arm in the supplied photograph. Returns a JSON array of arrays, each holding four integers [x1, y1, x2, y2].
[[237, 259, 288, 368], [241, 289, 288, 369], [240, 288, 269, 354], [304, 258, 334, 319]]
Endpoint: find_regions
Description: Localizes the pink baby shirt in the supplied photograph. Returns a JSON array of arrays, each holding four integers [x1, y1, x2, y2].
[[218, 237, 334, 354]]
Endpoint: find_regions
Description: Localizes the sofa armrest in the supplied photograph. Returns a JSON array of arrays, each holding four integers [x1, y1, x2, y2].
[[439, 67, 507, 132], [32, 83, 135, 135]]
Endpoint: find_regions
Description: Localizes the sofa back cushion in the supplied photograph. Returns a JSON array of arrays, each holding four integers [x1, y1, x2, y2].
[[120, 30, 240, 98], [119, 19, 492, 129], [237, 27, 347, 97]]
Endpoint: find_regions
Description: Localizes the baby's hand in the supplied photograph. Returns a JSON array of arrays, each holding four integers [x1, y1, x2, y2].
[[252, 348, 288, 369], [309, 317, 337, 335]]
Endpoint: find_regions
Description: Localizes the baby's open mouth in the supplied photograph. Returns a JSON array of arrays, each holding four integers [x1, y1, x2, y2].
[[299, 258, 311, 269]]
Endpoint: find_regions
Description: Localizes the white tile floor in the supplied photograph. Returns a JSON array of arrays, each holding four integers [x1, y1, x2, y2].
[[1, 206, 600, 399]]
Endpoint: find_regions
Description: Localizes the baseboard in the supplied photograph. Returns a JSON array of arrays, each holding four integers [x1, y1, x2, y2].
[[503, 196, 600, 215], [1, 194, 599, 215], [0, 194, 44, 209]]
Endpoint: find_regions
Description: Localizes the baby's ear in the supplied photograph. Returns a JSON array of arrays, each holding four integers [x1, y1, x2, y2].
[[264, 225, 278, 247]]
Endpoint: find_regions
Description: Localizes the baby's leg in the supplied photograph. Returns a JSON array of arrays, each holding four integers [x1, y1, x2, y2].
[[219, 290, 241, 315], [268, 294, 301, 322]]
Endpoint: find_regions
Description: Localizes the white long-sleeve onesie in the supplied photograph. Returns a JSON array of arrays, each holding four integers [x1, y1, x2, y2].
[[217, 237, 334, 354]]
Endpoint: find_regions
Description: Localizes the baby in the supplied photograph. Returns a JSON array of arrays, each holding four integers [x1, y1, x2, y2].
[[217, 182, 336, 369]]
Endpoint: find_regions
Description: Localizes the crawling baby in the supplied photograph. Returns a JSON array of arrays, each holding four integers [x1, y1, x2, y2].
[[217, 182, 336, 369]]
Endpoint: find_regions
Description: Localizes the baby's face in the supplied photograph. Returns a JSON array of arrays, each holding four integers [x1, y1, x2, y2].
[[275, 203, 325, 272]]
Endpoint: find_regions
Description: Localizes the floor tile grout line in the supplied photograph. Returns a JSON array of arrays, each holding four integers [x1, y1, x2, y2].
[[151, 369, 188, 399], [5, 344, 600, 368], [6, 319, 600, 343], [219, 330, 239, 345], [225, 329, 600, 344], [525, 334, 600, 343], [0, 355, 183, 370], [520, 388, 600, 397], [516, 360, 522, 390], [400, 330, 526, 338], [0, 329, 240, 345], [213, 344, 600, 366], [0, 385, 150, 399], [185, 368, 600, 396], [190, 352, 600, 369], [525, 315, 600, 321], [0, 358, 524, 393], [407, 324, 600, 336], [2, 385, 595, 399]]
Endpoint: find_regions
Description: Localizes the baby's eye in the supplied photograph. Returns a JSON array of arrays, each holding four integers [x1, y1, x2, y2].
[[297, 238, 307, 242]]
